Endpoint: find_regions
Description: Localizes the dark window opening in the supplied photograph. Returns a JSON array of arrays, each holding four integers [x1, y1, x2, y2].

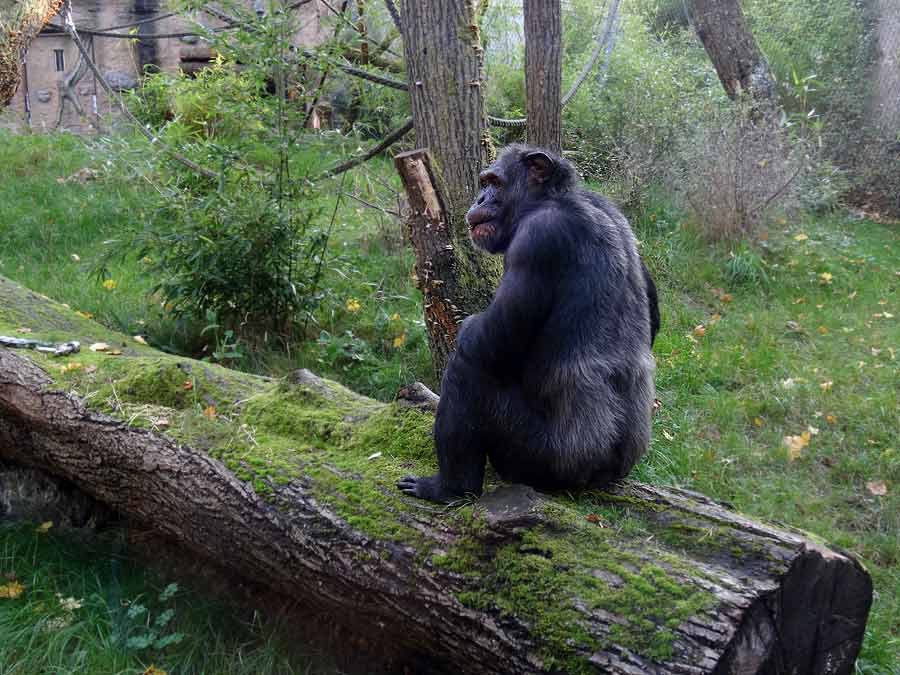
[[54, 49, 65, 72]]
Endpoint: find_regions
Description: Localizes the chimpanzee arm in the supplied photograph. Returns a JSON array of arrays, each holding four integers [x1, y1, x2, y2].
[[641, 259, 661, 347], [456, 214, 566, 375]]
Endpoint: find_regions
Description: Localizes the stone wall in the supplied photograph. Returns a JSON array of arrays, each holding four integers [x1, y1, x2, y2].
[[2, 0, 326, 133]]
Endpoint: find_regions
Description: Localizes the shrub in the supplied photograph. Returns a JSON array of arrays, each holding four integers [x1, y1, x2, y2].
[[665, 100, 807, 241]]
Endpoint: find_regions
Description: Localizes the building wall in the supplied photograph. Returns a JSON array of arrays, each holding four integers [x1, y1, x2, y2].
[[3, 0, 326, 132]]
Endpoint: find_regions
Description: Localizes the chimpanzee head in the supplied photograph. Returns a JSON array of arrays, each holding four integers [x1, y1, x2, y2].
[[465, 144, 577, 254]]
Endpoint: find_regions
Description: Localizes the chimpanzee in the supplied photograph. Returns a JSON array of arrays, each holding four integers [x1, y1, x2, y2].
[[397, 145, 659, 503]]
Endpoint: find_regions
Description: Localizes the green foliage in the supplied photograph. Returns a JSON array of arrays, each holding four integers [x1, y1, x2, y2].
[[114, 584, 185, 654], [107, 177, 324, 338], [0, 522, 338, 673]]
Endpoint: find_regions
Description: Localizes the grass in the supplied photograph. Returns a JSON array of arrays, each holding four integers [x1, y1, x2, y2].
[[0, 522, 340, 674], [0, 131, 897, 672]]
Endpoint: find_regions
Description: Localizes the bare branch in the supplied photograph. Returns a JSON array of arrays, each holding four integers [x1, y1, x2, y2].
[[317, 118, 414, 179], [341, 191, 400, 218]]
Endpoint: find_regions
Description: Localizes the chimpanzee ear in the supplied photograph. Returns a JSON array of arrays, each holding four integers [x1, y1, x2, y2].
[[524, 151, 556, 184]]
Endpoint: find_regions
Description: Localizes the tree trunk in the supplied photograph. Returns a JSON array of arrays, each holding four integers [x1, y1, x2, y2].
[[398, 0, 502, 375], [394, 149, 461, 376], [0, 276, 873, 674], [686, 0, 775, 102], [524, 0, 563, 153], [870, 0, 900, 135]]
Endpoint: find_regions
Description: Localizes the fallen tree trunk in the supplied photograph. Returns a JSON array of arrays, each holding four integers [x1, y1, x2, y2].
[[0, 275, 872, 674]]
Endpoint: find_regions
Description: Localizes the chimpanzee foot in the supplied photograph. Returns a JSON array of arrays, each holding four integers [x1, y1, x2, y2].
[[397, 474, 461, 503]]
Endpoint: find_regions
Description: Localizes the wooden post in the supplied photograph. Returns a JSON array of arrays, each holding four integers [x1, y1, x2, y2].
[[394, 149, 463, 378]]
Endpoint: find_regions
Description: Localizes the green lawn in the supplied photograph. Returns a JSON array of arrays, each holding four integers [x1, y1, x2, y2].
[[0, 131, 897, 672]]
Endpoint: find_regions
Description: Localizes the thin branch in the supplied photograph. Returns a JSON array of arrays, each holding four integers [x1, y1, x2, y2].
[[317, 118, 413, 179], [341, 191, 400, 218], [749, 162, 804, 218], [561, 0, 621, 106], [61, 1, 218, 181], [319, 0, 401, 58], [309, 53, 408, 89], [384, 0, 401, 33], [302, 0, 349, 129]]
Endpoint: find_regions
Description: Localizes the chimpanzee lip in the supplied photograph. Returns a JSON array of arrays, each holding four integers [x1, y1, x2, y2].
[[471, 222, 496, 237]]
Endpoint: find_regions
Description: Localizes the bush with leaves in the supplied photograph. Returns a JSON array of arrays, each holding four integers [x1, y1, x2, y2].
[[103, 3, 344, 346]]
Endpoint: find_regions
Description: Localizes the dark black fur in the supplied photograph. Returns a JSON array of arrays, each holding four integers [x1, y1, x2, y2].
[[397, 145, 659, 503]]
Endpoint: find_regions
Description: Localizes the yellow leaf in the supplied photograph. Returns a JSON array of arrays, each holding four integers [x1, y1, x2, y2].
[[825, 415, 837, 425], [389, 313, 401, 321], [793, 233, 808, 241], [709, 313, 722, 324], [866, 480, 887, 496], [16, 327, 33, 333], [102, 279, 117, 290], [76, 310, 93, 319], [36, 521, 53, 534], [753, 416, 764, 428], [108, 350, 123, 356], [89, 342, 109, 352], [848, 290, 857, 299], [721, 293, 733, 303], [818, 272, 833, 284], [662, 430, 674, 440], [0, 581, 24, 599], [820, 381, 833, 391], [133, 335, 147, 345], [70, 253, 81, 262], [817, 326, 828, 335], [783, 432, 811, 461], [345, 298, 361, 313], [143, 667, 168, 675], [203, 406, 217, 419], [392, 333, 407, 348]]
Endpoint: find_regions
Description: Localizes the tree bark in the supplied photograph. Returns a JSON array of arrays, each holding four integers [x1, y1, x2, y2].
[[0, 276, 873, 674], [398, 0, 502, 367], [395, 149, 462, 376], [524, 0, 563, 153], [686, 0, 775, 102], [870, 0, 900, 135]]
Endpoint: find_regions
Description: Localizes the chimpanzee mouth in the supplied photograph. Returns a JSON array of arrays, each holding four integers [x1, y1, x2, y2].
[[471, 222, 496, 239]]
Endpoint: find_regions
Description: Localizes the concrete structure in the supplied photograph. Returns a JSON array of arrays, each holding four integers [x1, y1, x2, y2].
[[3, 1, 326, 132]]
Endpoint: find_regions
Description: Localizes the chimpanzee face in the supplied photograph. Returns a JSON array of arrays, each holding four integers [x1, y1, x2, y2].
[[465, 149, 558, 254], [466, 168, 508, 253]]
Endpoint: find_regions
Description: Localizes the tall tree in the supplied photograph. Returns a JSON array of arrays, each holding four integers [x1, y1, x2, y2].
[[398, 0, 501, 377], [686, 0, 775, 102], [523, 0, 562, 152]]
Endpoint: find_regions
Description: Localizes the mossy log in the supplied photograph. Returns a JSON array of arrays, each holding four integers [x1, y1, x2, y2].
[[0, 276, 872, 674]]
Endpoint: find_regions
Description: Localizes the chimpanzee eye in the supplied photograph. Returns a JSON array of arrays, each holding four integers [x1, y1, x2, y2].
[[479, 171, 503, 189]]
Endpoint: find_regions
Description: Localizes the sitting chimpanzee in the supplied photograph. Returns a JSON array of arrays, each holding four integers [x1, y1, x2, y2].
[[398, 145, 660, 503]]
